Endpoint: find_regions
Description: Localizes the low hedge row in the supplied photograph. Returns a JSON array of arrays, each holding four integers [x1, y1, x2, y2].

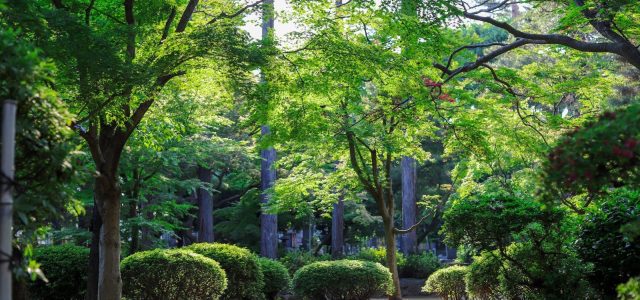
[[29, 243, 291, 300]]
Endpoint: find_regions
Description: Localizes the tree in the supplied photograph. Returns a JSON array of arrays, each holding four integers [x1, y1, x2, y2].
[[3, 0, 258, 298], [260, 2, 452, 297]]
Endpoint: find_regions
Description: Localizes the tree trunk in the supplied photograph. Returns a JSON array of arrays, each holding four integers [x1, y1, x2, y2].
[[401, 156, 417, 255], [260, 127, 278, 258], [128, 199, 139, 254], [331, 197, 344, 258], [383, 216, 402, 300], [86, 203, 102, 300], [260, 0, 278, 259], [94, 176, 122, 300], [128, 169, 141, 254], [197, 166, 214, 243], [301, 219, 311, 251]]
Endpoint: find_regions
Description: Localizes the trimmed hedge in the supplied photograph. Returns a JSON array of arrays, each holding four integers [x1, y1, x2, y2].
[[121, 248, 227, 300], [423, 265, 468, 300], [292, 259, 393, 300], [186, 243, 265, 300], [257, 258, 291, 299], [28, 244, 89, 300]]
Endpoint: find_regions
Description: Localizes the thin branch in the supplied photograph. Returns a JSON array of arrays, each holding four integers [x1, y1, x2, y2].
[[394, 214, 431, 234], [435, 38, 547, 82], [160, 7, 177, 42], [442, 42, 508, 75], [207, 0, 264, 25], [84, 0, 95, 25]]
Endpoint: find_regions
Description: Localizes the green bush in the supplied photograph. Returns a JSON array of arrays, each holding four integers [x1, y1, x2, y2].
[[292, 259, 393, 300], [422, 265, 468, 300], [576, 188, 640, 297], [465, 252, 502, 300], [400, 252, 441, 278], [121, 248, 227, 300], [278, 250, 330, 275], [186, 243, 265, 300], [257, 258, 291, 299], [28, 244, 89, 300], [351, 247, 406, 267], [618, 277, 640, 300]]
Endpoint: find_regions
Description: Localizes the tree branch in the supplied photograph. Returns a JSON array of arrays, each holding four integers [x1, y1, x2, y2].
[[207, 0, 264, 25], [176, 0, 199, 33]]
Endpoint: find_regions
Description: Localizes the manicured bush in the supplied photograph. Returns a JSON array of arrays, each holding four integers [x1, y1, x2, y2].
[[278, 250, 330, 275], [422, 265, 468, 300], [121, 248, 227, 300], [257, 257, 291, 299], [400, 252, 441, 278], [28, 244, 89, 300], [186, 243, 265, 300], [292, 259, 393, 300]]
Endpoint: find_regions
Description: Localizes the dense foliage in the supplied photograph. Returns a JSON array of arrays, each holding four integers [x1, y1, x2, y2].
[[1, 0, 639, 299], [121, 249, 227, 300], [576, 188, 640, 297], [278, 250, 330, 275], [257, 258, 291, 300], [27, 245, 89, 300], [292, 260, 393, 300], [544, 104, 640, 203], [185, 243, 265, 300]]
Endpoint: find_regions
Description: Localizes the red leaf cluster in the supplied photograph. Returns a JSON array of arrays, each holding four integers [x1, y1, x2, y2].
[[438, 94, 455, 103], [422, 77, 442, 87]]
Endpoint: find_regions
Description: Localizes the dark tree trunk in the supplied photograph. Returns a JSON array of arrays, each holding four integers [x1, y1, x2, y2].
[[301, 219, 311, 251], [331, 197, 344, 258], [401, 156, 417, 255], [128, 168, 141, 254], [128, 199, 139, 254], [86, 202, 102, 300], [197, 166, 214, 243], [259, 0, 278, 259], [140, 195, 154, 250], [260, 126, 278, 258]]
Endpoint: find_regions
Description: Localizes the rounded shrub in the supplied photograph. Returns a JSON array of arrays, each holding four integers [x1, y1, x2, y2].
[[422, 265, 468, 300], [186, 243, 265, 300], [257, 257, 291, 299], [400, 252, 441, 278], [292, 259, 393, 300], [28, 244, 89, 300], [121, 248, 227, 300]]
